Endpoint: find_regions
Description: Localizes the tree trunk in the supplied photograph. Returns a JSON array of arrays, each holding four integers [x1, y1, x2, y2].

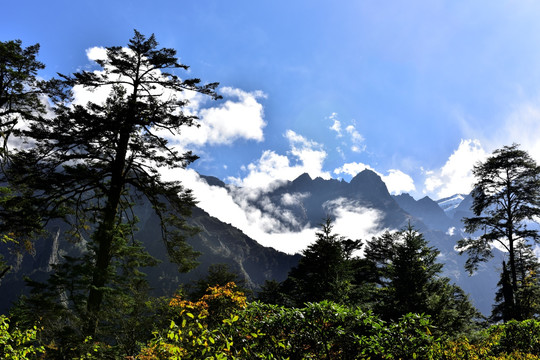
[[85, 127, 130, 335]]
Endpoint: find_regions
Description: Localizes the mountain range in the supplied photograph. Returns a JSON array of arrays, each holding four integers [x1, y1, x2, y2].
[[0, 169, 502, 315], [199, 169, 501, 315]]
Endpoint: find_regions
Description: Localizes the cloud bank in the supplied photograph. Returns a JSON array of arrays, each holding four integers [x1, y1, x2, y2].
[[424, 139, 488, 199], [227, 130, 331, 190], [170, 168, 386, 254], [181, 87, 267, 147]]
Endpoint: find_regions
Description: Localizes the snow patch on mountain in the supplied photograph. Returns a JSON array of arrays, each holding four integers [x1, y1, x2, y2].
[[437, 194, 466, 213]]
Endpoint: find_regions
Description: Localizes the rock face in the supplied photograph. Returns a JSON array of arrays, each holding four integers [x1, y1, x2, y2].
[[394, 193, 452, 230]]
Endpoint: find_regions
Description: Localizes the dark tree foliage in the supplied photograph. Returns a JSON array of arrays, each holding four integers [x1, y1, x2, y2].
[[492, 261, 515, 323], [257, 279, 288, 305], [186, 263, 250, 301], [365, 225, 481, 335], [0, 40, 51, 280], [0, 39, 46, 151], [280, 217, 362, 306], [0, 30, 221, 335], [457, 144, 540, 321], [492, 244, 540, 322], [512, 244, 540, 319]]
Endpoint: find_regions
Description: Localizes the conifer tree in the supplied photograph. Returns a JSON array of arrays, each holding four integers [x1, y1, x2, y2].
[[281, 217, 362, 306], [492, 244, 540, 321], [0, 39, 52, 281], [457, 144, 540, 321], [0, 39, 46, 152], [365, 225, 480, 334], [1, 30, 221, 335]]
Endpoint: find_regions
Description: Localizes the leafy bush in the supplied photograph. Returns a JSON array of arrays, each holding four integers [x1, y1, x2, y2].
[[138, 282, 248, 359], [0, 315, 44, 359], [491, 319, 540, 356], [431, 319, 540, 360], [137, 284, 441, 359]]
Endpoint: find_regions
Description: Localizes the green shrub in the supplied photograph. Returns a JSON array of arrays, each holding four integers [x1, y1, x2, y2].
[[0, 315, 44, 359]]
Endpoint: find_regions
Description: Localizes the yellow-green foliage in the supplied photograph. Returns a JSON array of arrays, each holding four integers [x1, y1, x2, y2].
[[138, 282, 248, 360], [431, 320, 540, 360], [136, 283, 540, 359], [0, 315, 44, 359], [5, 281, 538, 359]]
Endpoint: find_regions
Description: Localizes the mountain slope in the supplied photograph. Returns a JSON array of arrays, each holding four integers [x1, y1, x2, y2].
[[0, 205, 299, 313], [394, 193, 453, 230]]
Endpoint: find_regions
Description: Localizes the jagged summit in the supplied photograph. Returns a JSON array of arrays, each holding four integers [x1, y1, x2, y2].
[[350, 169, 385, 186], [292, 172, 312, 185]]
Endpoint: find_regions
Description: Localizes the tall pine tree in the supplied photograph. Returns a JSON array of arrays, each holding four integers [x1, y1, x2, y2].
[[0, 39, 46, 152], [1, 30, 221, 335], [457, 144, 540, 321]]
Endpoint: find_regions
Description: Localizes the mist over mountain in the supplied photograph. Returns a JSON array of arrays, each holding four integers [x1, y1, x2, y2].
[[202, 170, 408, 235]]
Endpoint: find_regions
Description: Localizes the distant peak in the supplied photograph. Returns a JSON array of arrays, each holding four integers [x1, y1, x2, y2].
[[350, 169, 382, 183], [437, 194, 466, 203], [418, 196, 436, 203], [200, 174, 226, 188], [292, 173, 312, 183]]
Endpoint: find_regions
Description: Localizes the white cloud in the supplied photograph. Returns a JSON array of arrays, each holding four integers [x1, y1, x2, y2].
[[328, 112, 342, 137], [328, 113, 366, 154], [228, 130, 331, 189], [323, 197, 387, 248], [180, 87, 267, 146], [171, 168, 387, 254], [382, 169, 416, 195], [86, 46, 107, 61], [346, 125, 366, 153], [333, 162, 415, 195], [424, 139, 488, 199], [333, 162, 373, 177], [281, 192, 310, 206], [74, 47, 266, 150], [346, 125, 363, 142], [157, 167, 317, 254]]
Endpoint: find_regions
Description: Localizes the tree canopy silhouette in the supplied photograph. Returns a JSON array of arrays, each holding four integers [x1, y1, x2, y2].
[[457, 144, 540, 321], [1, 30, 221, 334]]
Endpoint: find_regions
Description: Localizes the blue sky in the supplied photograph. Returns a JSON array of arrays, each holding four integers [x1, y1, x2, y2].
[[5, 1, 540, 251]]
